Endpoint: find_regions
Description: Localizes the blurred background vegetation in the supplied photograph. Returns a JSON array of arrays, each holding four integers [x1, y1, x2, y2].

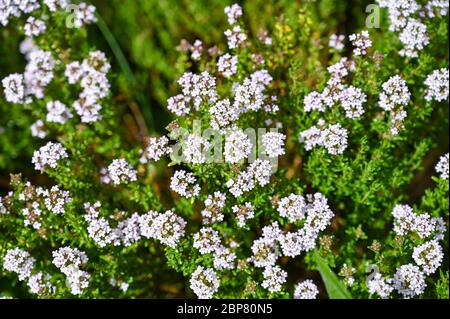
[[1, 0, 371, 182]]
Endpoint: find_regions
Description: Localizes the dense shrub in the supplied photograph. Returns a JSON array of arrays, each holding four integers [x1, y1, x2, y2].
[[0, 0, 448, 299]]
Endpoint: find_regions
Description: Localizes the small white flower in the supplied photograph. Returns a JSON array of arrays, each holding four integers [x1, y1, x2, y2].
[[224, 3, 242, 25], [393, 264, 426, 298], [217, 53, 238, 78], [294, 280, 319, 299], [435, 153, 449, 180], [425, 68, 449, 102], [31, 120, 47, 139], [329, 34, 345, 51], [107, 159, 137, 185], [224, 25, 247, 49], [24, 17, 46, 37], [277, 193, 307, 223], [46, 100, 73, 124], [3, 248, 35, 281], [32, 142, 68, 171], [367, 273, 393, 299], [233, 202, 254, 227], [170, 170, 200, 198], [349, 30, 372, 56], [412, 240, 443, 275], [262, 132, 286, 158], [190, 266, 220, 299], [224, 129, 252, 164], [193, 227, 222, 254], [262, 265, 287, 293]]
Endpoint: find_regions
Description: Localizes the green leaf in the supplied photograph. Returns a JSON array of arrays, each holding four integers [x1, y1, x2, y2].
[[314, 250, 352, 299]]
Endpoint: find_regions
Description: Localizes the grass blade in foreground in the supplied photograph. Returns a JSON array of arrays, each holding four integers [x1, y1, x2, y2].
[[314, 251, 352, 299]]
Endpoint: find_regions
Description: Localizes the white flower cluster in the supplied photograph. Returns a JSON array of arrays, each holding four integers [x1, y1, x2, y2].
[[339, 86, 367, 119], [2, 73, 27, 104], [140, 209, 187, 248], [224, 3, 242, 25], [182, 134, 211, 164], [71, 2, 97, 28], [392, 264, 426, 298], [3, 248, 36, 281], [66, 51, 111, 123], [304, 58, 363, 118], [218, 53, 238, 78], [24, 16, 46, 37], [139, 136, 172, 163], [2, 248, 55, 296], [422, 0, 449, 18], [46, 100, 73, 124], [116, 213, 142, 247], [15, 183, 71, 230], [435, 153, 449, 180], [377, 0, 446, 58], [224, 129, 252, 163], [232, 202, 254, 227], [25, 50, 55, 99], [40, 185, 72, 214], [201, 191, 226, 224], [84, 202, 187, 249], [277, 193, 306, 223], [367, 273, 394, 299], [257, 31, 272, 46], [369, 199, 446, 299], [168, 71, 217, 116], [43, 0, 70, 12], [349, 30, 372, 56], [193, 227, 222, 254], [189, 40, 203, 60], [378, 75, 411, 135], [209, 98, 239, 131], [424, 68, 449, 102], [27, 271, 55, 295], [31, 119, 46, 139], [224, 25, 247, 49], [170, 169, 200, 198], [391, 204, 444, 240], [412, 240, 443, 275], [280, 193, 335, 257], [189, 266, 220, 299], [300, 121, 348, 155], [293, 280, 319, 299], [52, 246, 90, 295], [1, 0, 40, 26], [226, 159, 272, 197], [32, 141, 68, 171], [21, 201, 42, 230], [213, 246, 236, 271], [261, 132, 285, 158], [192, 227, 236, 271], [250, 235, 280, 268], [2, 49, 54, 104], [398, 19, 429, 58], [262, 265, 287, 293], [106, 158, 137, 185], [83, 202, 116, 247], [233, 70, 274, 114], [329, 34, 345, 51], [247, 193, 333, 293]]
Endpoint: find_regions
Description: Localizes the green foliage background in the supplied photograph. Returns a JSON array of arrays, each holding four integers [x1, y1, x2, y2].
[[0, 0, 448, 298]]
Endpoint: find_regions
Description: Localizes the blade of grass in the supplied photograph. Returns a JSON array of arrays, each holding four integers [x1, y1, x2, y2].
[[95, 11, 155, 132], [314, 250, 352, 299]]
